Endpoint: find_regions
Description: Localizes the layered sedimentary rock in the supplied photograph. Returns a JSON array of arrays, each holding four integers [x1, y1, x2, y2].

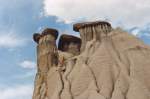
[[33, 21, 150, 99]]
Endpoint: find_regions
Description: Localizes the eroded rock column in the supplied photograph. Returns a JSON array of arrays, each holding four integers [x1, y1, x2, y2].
[[72, 21, 150, 99], [69, 21, 114, 99], [33, 28, 58, 99], [58, 34, 81, 99]]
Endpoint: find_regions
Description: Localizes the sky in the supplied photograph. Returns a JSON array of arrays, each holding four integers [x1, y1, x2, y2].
[[0, 0, 150, 99]]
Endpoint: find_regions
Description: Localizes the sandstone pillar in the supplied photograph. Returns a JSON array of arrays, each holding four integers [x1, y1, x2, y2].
[[32, 28, 58, 99]]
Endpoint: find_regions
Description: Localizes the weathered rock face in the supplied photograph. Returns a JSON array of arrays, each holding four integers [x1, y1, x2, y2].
[[33, 21, 150, 99]]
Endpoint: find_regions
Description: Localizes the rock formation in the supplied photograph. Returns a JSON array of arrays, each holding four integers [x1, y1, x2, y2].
[[33, 21, 150, 99], [33, 28, 58, 99]]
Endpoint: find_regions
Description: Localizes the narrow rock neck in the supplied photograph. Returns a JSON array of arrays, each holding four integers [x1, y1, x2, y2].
[[37, 34, 58, 72]]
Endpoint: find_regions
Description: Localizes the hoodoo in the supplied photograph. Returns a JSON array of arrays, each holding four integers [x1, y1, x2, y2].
[[33, 28, 58, 99], [32, 21, 150, 99]]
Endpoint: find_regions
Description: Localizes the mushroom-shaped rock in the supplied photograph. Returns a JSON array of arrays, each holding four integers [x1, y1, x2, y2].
[[58, 34, 81, 54], [32, 28, 59, 99]]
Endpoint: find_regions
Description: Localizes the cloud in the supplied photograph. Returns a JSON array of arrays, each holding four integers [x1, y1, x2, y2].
[[19, 60, 36, 69], [0, 32, 27, 48], [0, 85, 33, 99], [43, 0, 150, 27], [129, 24, 150, 37], [130, 27, 141, 36]]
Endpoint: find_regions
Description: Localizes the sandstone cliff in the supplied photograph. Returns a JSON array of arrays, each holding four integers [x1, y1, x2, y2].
[[32, 21, 150, 99]]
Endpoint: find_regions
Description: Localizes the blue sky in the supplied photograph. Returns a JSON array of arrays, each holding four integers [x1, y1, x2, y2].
[[0, 0, 150, 99]]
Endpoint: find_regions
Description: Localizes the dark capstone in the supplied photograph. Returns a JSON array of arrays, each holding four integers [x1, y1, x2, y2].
[[33, 28, 59, 43], [73, 21, 111, 32], [58, 34, 81, 51], [33, 33, 41, 43], [41, 28, 58, 39]]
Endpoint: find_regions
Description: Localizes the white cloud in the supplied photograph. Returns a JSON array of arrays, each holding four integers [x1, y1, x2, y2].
[[19, 60, 36, 69], [43, 0, 150, 28], [0, 85, 33, 99], [130, 28, 141, 36], [0, 32, 27, 48], [130, 24, 150, 37]]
